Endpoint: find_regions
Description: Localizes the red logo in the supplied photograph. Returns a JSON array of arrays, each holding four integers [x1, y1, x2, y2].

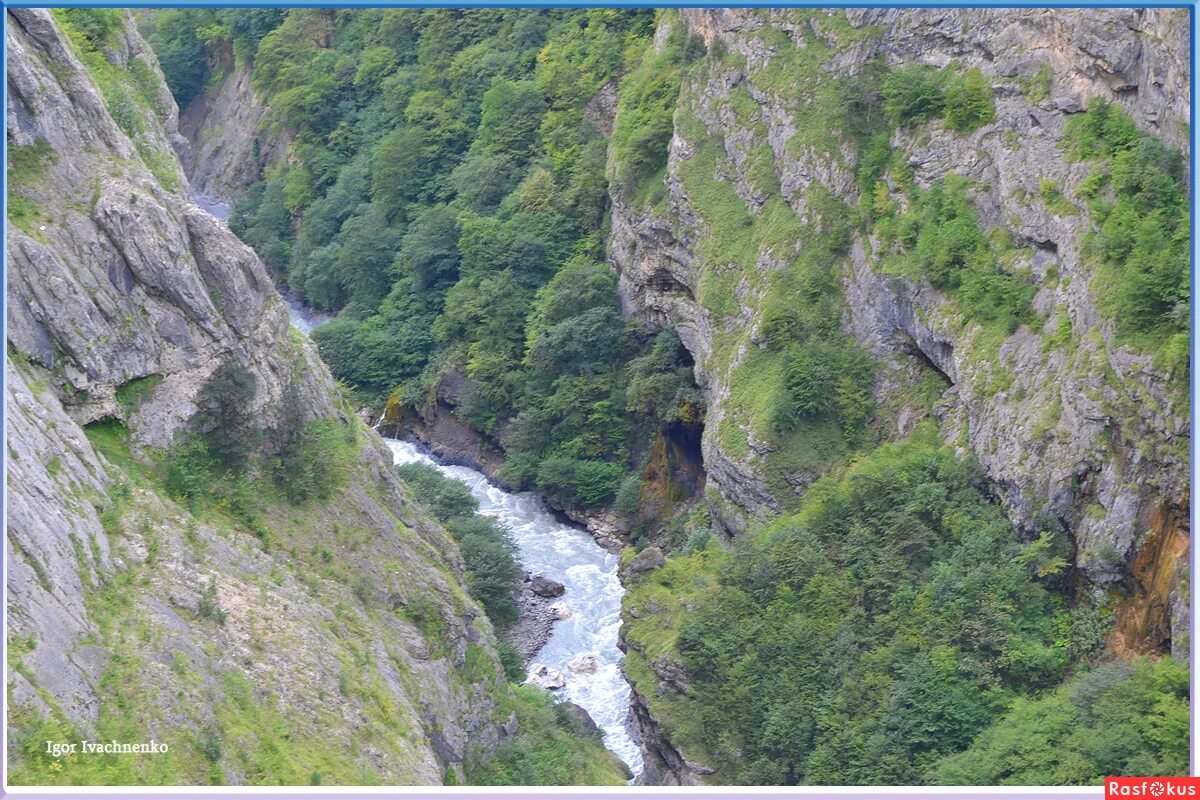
[[1107, 778, 1200, 798]]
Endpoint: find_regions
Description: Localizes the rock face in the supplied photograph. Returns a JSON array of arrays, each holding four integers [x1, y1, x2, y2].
[[178, 45, 287, 202], [5, 9, 508, 784], [608, 8, 1189, 784], [506, 575, 557, 663]]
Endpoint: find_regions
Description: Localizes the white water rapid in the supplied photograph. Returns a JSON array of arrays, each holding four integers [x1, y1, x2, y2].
[[383, 438, 643, 778]]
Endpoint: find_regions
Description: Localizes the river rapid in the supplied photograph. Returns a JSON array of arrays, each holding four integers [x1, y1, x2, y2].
[[383, 439, 643, 778], [195, 189, 637, 774]]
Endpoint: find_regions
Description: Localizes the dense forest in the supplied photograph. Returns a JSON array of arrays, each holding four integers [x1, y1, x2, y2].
[[145, 8, 703, 514], [110, 6, 1195, 786]]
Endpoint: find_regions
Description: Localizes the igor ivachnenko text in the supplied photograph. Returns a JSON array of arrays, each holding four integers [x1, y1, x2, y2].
[[45, 741, 169, 758]]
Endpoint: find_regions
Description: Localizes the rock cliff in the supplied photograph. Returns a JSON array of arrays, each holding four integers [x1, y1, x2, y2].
[[178, 44, 287, 203], [6, 9, 509, 784], [608, 8, 1189, 782]]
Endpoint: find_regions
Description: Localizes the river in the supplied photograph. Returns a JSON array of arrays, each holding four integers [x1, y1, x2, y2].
[[383, 439, 643, 778], [194, 188, 635, 768], [281, 289, 331, 335]]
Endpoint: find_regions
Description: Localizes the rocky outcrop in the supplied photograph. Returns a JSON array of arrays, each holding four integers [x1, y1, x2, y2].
[[6, 362, 113, 727], [608, 8, 1189, 781], [178, 45, 286, 202], [507, 576, 557, 663], [627, 674, 703, 786], [5, 9, 508, 783], [384, 367, 510, 482], [388, 373, 631, 552], [610, 5, 1188, 616]]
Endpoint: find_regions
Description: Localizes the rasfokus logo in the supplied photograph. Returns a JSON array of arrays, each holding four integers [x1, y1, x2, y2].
[[1107, 778, 1200, 798]]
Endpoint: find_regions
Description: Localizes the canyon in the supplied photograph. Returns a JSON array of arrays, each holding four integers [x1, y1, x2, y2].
[[6, 6, 1190, 787]]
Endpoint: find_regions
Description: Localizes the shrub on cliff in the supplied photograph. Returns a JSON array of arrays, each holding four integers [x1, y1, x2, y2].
[[943, 68, 996, 133], [1067, 99, 1188, 356], [396, 462, 521, 626], [669, 430, 1088, 784], [193, 360, 260, 471], [931, 657, 1189, 784]]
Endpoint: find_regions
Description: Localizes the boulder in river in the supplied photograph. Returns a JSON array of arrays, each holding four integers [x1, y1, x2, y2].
[[559, 701, 600, 734], [568, 653, 599, 674], [549, 601, 573, 619], [530, 574, 566, 598], [527, 663, 567, 690]]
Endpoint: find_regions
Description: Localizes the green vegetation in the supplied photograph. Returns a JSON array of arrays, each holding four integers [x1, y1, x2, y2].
[[943, 68, 997, 133], [1040, 179, 1077, 217], [161, 360, 356, 547], [933, 658, 1189, 784], [667, 72, 872, 487], [874, 174, 1036, 341], [881, 64, 995, 133], [52, 9, 180, 191], [395, 462, 521, 626], [140, 10, 285, 107], [464, 686, 628, 785], [1065, 98, 1188, 363], [11, 417, 378, 786], [164, 9, 695, 507], [610, 19, 702, 197], [625, 428, 1121, 784], [114, 375, 163, 415], [8, 138, 56, 234], [1020, 64, 1053, 105]]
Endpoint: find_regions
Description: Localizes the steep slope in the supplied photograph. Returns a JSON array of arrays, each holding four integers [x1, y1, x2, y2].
[[608, 8, 1189, 782], [5, 9, 624, 786], [178, 44, 287, 203]]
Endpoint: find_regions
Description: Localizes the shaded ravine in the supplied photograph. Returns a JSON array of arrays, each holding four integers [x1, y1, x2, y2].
[[384, 439, 644, 778], [280, 288, 332, 335]]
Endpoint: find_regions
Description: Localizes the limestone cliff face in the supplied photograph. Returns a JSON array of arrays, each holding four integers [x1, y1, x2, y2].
[[608, 9, 1188, 781], [179, 45, 287, 202], [6, 9, 504, 783]]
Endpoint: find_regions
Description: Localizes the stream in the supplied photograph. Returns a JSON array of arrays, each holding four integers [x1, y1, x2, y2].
[[194, 188, 635, 769], [383, 438, 643, 778]]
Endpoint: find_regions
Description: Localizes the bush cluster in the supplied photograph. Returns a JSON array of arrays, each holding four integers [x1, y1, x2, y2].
[[1067, 99, 1188, 356], [671, 431, 1109, 784], [395, 462, 522, 626]]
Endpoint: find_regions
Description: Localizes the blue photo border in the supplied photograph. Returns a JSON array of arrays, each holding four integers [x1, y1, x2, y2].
[[0, 2, 1194, 799]]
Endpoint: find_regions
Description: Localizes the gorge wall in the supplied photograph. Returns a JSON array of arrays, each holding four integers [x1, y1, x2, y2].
[[178, 44, 286, 203], [606, 8, 1189, 782], [5, 9, 528, 784], [612, 5, 1189, 634]]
